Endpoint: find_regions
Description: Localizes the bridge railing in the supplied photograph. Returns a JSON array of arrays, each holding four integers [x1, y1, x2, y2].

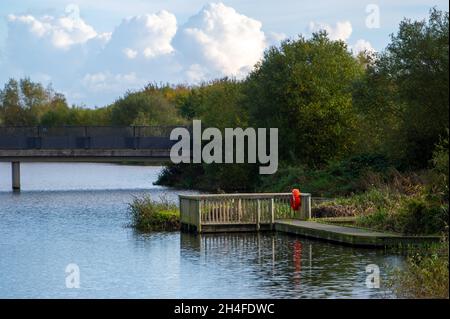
[[179, 193, 312, 232], [0, 126, 187, 150]]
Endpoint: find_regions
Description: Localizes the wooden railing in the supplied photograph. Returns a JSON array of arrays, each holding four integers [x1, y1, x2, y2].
[[179, 193, 311, 233]]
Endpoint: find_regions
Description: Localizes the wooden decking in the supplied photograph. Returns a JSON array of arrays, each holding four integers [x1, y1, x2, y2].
[[179, 193, 440, 247], [179, 193, 311, 233], [275, 219, 441, 247]]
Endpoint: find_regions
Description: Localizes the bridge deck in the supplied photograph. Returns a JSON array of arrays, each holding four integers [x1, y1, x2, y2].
[[0, 126, 184, 161]]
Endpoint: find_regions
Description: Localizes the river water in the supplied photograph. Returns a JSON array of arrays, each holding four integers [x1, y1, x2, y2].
[[0, 163, 404, 298]]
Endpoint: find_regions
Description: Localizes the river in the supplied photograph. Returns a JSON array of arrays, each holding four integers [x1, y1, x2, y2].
[[0, 163, 404, 298]]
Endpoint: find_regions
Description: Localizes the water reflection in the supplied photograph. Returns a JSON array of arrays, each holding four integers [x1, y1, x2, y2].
[[180, 232, 402, 298]]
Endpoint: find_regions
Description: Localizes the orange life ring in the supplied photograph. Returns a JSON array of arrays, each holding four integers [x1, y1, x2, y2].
[[290, 188, 301, 211]]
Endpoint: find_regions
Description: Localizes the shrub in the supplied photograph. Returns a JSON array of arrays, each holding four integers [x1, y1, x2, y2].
[[128, 194, 180, 231], [315, 184, 448, 235], [396, 198, 448, 235], [390, 243, 449, 298], [429, 133, 449, 202], [355, 194, 448, 235], [257, 155, 391, 196]]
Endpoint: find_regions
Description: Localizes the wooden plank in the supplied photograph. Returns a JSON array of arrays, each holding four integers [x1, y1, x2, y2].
[[275, 219, 440, 247]]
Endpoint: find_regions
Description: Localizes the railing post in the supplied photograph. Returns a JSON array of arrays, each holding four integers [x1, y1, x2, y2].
[[237, 198, 242, 222], [269, 198, 274, 229], [306, 195, 311, 219], [197, 199, 202, 233], [256, 199, 261, 231]]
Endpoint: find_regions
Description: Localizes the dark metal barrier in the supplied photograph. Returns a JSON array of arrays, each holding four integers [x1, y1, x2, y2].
[[0, 126, 186, 150]]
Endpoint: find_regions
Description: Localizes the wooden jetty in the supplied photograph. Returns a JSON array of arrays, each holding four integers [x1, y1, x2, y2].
[[179, 193, 440, 247], [275, 219, 440, 247], [179, 193, 311, 233]]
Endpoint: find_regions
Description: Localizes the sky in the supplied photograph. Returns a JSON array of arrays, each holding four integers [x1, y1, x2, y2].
[[0, 0, 448, 107]]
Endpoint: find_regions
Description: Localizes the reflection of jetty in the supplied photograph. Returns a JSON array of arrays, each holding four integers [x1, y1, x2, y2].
[[179, 193, 440, 247]]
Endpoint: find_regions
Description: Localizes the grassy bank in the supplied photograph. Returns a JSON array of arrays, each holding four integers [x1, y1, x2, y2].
[[128, 195, 180, 231], [312, 143, 448, 235], [389, 242, 449, 298]]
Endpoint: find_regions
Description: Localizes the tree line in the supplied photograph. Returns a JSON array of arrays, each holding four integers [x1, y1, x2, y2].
[[1, 8, 448, 193]]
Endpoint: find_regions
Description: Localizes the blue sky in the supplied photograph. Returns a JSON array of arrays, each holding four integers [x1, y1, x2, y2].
[[0, 0, 448, 106]]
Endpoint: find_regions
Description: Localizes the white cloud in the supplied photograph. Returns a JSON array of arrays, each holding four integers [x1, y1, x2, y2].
[[308, 20, 352, 41], [1, 2, 375, 107], [105, 11, 177, 61], [82, 71, 143, 92], [351, 39, 375, 55], [174, 2, 266, 81], [308, 20, 375, 57], [123, 48, 138, 59], [7, 5, 100, 50]]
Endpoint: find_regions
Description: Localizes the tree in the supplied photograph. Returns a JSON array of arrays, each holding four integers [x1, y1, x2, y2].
[[110, 90, 182, 125], [354, 9, 449, 168], [178, 78, 247, 128], [245, 33, 364, 166]]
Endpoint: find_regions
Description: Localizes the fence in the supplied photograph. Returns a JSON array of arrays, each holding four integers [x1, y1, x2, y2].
[[179, 193, 311, 233]]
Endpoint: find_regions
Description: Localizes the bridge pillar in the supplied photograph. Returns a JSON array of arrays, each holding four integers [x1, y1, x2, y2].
[[12, 162, 20, 191]]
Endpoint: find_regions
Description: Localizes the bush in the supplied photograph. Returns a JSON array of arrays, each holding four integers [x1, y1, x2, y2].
[[156, 163, 259, 192], [128, 194, 180, 231], [257, 154, 391, 196], [396, 198, 448, 235], [429, 133, 449, 202], [355, 193, 448, 235], [390, 243, 449, 298]]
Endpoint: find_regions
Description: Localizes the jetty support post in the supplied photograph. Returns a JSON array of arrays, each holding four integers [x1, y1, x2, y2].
[[12, 161, 20, 191]]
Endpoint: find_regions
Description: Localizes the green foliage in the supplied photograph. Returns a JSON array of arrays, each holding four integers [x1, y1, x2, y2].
[[111, 90, 183, 125], [155, 163, 259, 192], [429, 132, 449, 201], [156, 164, 205, 189], [390, 242, 449, 298], [314, 154, 449, 235], [357, 194, 448, 235], [0, 78, 67, 125], [179, 78, 247, 128], [353, 8, 449, 168], [245, 32, 364, 165], [128, 194, 180, 231], [396, 197, 448, 234], [257, 154, 390, 196]]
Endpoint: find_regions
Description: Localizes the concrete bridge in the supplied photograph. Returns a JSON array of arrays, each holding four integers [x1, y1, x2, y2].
[[0, 126, 183, 190]]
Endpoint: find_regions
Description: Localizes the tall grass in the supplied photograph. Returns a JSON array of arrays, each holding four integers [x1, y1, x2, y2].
[[390, 242, 449, 298], [312, 170, 448, 235], [128, 194, 180, 231]]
